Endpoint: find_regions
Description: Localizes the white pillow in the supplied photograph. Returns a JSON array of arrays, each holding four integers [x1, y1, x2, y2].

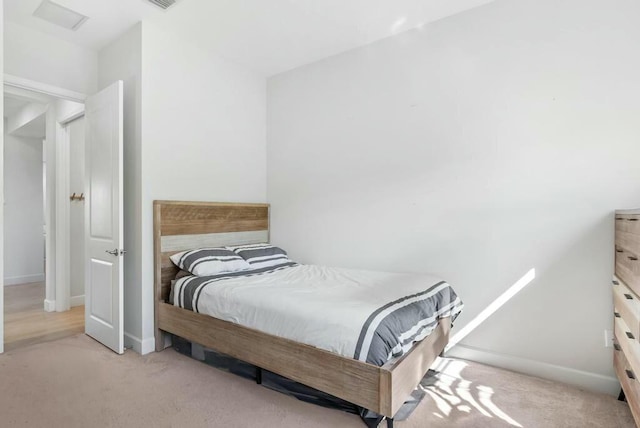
[[226, 243, 292, 269], [170, 247, 251, 276]]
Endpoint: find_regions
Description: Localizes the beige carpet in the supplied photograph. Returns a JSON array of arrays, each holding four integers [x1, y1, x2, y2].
[[0, 334, 633, 428]]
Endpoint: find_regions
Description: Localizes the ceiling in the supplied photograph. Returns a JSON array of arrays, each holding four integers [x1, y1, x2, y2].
[[4, 0, 163, 50], [4, 95, 47, 139], [5, 0, 494, 75]]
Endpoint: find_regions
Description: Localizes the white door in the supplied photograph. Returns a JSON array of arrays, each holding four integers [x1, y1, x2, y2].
[[84, 81, 124, 354]]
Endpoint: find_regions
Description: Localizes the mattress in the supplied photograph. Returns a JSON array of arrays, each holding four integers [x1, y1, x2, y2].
[[172, 263, 463, 366]]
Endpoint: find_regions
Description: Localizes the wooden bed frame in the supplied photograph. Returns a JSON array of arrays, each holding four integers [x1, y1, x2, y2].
[[154, 200, 451, 421]]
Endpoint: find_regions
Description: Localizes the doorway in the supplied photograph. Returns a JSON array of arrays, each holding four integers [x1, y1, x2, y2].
[[1, 76, 125, 355], [2, 89, 85, 351]]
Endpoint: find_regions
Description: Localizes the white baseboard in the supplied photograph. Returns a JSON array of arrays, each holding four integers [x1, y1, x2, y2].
[[4, 274, 45, 286], [70, 295, 85, 307], [43, 299, 56, 312], [124, 332, 155, 355], [446, 344, 620, 396]]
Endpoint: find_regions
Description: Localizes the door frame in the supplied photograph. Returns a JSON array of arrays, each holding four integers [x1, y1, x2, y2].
[[2, 74, 86, 335], [56, 111, 85, 312], [5, 74, 85, 103]]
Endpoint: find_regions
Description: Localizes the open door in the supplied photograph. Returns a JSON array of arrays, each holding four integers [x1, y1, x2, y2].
[[84, 81, 124, 354]]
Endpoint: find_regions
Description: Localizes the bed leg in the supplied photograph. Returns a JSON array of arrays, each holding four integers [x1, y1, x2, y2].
[[256, 367, 263, 385], [618, 388, 626, 402], [358, 413, 393, 428], [155, 330, 165, 352]]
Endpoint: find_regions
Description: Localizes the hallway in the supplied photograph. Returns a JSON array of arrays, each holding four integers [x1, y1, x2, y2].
[[4, 282, 83, 352]]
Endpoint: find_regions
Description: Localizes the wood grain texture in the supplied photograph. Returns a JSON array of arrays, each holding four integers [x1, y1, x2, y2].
[[614, 212, 640, 426], [616, 212, 640, 235], [159, 253, 180, 303], [154, 201, 270, 351], [153, 200, 449, 418], [4, 282, 84, 352], [384, 319, 450, 416], [614, 334, 640, 426], [617, 231, 640, 255], [614, 282, 640, 343], [154, 202, 164, 352], [615, 316, 640, 376], [616, 245, 640, 298], [160, 202, 269, 236], [159, 303, 384, 411], [161, 230, 269, 253]]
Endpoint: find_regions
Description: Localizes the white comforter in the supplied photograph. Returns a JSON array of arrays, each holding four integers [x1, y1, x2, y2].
[[173, 264, 462, 365]]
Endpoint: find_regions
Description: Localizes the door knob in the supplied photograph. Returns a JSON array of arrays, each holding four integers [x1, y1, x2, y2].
[[106, 249, 119, 256]]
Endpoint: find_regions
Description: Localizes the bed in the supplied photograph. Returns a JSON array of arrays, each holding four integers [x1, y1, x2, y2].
[[154, 200, 462, 426]]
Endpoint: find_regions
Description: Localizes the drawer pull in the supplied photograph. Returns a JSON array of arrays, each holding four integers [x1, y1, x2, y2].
[[625, 294, 634, 300], [627, 331, 635, 340], [617, 249, 624, 253], [629, 256, 638, 261], [629, 218, 639, 222], [615, 312, 622, 318], [614, 280, 620, 285], [617, 218, 625, 221], [627, 370, 637, 380], [614, 343, 622, 351]]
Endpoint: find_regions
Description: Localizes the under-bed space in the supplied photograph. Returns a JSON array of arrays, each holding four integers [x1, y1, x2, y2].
[[154, 200, 462, 424]]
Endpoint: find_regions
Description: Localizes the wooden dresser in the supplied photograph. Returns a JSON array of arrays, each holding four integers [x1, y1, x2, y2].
[[614, 209, 640, 425]]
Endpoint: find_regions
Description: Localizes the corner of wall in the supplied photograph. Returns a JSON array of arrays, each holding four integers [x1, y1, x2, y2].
[[447, 344, 620, 396], [124, 332, 155, 355]]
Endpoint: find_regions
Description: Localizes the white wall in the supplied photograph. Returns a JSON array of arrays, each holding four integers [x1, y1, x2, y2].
[[267, 0, 640, 394], [98, 23, 143, 351], [97, 20, 268, 354], [7, 102, 46, 135], [138, 21, 268, 350], [4, 21, 97, 95], [3, 132, 44, 285]]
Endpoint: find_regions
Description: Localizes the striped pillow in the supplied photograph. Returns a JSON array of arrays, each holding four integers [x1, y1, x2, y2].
[[227, 243, 291, 269], [170, 248, 251, 276]]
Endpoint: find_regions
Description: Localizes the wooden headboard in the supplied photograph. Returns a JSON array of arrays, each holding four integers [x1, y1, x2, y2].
[[154, 200, 270, 307]]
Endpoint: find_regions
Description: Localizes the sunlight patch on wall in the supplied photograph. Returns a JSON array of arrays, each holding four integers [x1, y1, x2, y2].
[[390, 16, 407, 34], [447, 268, 536, 351]]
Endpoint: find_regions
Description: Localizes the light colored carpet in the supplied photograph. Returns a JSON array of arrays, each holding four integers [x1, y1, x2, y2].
[[0, 334, 633, 427]]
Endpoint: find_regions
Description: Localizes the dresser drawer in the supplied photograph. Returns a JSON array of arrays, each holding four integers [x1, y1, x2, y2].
[[614, 281, 640, 341], [615, 336, 625, 370], [616, 231, 640, 254], [614, 335, 640, 425], [615, 336, 635, 388], [615, 316, 640, 375], [616, 214, 640, 235], [616, 246, 640, 297]]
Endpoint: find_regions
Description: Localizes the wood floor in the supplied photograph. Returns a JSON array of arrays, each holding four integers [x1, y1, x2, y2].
[[4, 282, 84, 352]]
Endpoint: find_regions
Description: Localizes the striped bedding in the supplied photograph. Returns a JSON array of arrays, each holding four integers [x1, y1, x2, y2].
[[172, 263, 463, 366]]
